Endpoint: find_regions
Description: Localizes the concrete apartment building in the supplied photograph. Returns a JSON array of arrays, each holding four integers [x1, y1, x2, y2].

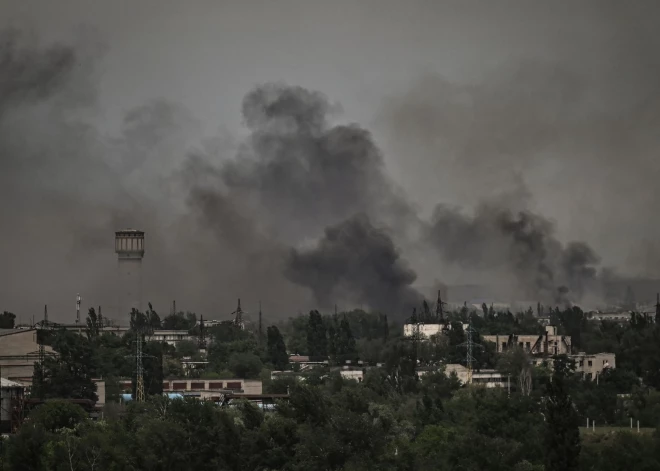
[[403, 323, 470, 339], [418, 364, 510, 389], [482, 325, 572, 355], [531, 352, 615, 379]]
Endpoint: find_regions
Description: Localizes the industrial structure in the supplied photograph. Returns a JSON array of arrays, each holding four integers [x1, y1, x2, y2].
[[115, 229, 145, 325], [0, 377, 26, 433]]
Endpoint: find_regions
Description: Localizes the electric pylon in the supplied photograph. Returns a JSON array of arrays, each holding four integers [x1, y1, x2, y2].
[[436, 290, 447, 323], [135, 333, 145, 402], [232, 298, 244, 329], [458, 316, 483, 384], [198, 315, 207, 350]]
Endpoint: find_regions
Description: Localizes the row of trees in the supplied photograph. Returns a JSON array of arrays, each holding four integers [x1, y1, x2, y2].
[[4, 350, 659, 470]]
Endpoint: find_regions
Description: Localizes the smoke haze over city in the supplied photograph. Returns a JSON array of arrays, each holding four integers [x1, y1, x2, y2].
[[1, 1, 660, 323]]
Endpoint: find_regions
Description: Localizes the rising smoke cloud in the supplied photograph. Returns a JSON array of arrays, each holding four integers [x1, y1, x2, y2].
[[284, 213, 421, 314], [220, 83, 414, 244], [426, 201, 600, 305]]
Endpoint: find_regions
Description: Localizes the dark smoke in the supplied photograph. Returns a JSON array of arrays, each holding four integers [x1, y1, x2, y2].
[[284, 213, 422, 315], [426, 202, 600, 304], [0, 29, 75, 113], [220, 83, 413, 244]]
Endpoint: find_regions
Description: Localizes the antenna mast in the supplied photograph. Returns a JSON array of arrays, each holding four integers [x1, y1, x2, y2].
[[76, 294, 81, 324]]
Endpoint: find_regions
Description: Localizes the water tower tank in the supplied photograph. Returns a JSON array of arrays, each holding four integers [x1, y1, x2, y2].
[[115, 229, 145, 259]]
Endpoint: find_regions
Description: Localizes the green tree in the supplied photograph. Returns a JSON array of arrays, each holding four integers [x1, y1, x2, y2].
[[176, 339, 199, 358], [32, 330, 97, 402], [0, 310, 16, 329], [267, 326, 289, 370], [27, 400, 87, 433], [306, 310, 327, 358], [544, 355, 581, 471], [85, 307, 102, 342], [336, 316, 357, 363], [228, 352, 263, 379]]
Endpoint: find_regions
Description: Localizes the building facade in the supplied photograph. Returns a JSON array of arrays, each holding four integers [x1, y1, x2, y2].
[[483, 326, 571, 356], [418, 364, 510, 389], [0, 329, 54, 384]]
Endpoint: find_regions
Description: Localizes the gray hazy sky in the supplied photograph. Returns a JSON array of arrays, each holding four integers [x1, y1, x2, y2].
[[2, 0, 659, 320]]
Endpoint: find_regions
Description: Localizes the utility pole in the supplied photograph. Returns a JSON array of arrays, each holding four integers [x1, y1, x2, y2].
[[198, 315, 206, 350], [76, 294, 81, 324], [258, 302, 263, 347]]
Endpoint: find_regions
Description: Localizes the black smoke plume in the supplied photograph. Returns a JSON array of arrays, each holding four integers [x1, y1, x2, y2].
[[284, 213, 422, 316], [426, 202, 600, 304], [220, 83, 413, 243]]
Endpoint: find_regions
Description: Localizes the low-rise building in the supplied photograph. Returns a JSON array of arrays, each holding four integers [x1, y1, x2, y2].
[[483, 326, 571, 356], [531, 352, 615, 379], [587, 311, 633, 323], [0, 378, 25, 433], [0, 328, 55, 384], [403, 323, 470, 339], [418, 364, 510, 389], [118, 378, 262, 400]]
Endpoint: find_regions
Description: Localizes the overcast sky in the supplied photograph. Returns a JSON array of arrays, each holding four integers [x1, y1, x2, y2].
[[2, 1, 659, 321]]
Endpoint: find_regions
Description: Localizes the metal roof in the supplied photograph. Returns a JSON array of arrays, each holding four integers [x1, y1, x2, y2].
[[1, 378, 24, 388]]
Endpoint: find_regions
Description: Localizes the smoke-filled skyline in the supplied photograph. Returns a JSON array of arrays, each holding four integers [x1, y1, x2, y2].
[[1, 1, 660, 322]]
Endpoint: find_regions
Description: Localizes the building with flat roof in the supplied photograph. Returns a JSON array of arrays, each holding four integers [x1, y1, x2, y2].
[[482, 326, 571, 356], [0, 328, 55, 385], [418, 364, 510, 389]]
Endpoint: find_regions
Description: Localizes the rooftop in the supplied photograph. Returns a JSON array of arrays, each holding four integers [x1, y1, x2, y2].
[[1, 378, 24, 388]]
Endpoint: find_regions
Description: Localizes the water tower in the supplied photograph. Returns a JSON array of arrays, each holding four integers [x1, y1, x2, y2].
[[115, 229, 145, 325]]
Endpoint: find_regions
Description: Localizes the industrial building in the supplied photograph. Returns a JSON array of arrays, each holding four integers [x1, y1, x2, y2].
[[0, 328, 53, 384], [531, 352, 616, 379], [403, 322, 470, 339], [0, 377, 25, 433], [418, 364, 511, 389], [482, 325, 572, 356], [118, 378, 262, 401]]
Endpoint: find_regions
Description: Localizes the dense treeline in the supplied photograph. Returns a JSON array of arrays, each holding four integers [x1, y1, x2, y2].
[[4, 302, 660, 469]]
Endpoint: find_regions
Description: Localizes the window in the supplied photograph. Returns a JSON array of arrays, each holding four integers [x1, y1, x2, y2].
[[173, 382, 187, 390], [588, 361, 592, 367], [579, 360, 584, 367], [525, 342, 531, 350], [502, 342, 507, 351], [226, 382, 242, 390], [208, 382, 223, 389]]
